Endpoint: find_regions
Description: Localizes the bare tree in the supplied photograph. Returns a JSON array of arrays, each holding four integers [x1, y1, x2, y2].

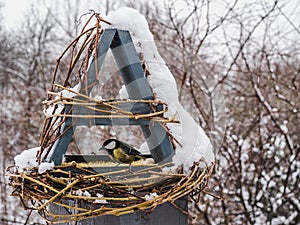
[[134, 0, 299, 224], [0, 4, 59, 223]]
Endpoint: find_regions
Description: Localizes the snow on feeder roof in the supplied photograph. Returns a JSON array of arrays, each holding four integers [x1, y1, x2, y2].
[[6, 8, 214, 224]]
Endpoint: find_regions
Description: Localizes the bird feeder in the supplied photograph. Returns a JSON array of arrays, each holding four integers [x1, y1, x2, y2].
[[6, 13, 212, 225]]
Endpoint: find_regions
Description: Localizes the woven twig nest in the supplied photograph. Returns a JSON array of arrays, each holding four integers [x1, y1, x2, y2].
[[6, 158, 213, 224]]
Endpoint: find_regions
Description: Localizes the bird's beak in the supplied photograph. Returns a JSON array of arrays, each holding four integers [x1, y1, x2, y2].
[[99, 146, 106, 151]]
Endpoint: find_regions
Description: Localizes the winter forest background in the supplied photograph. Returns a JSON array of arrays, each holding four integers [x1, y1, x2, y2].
[[0, 0, 299, 224]]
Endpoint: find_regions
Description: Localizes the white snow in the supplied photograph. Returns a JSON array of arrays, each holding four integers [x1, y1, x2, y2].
[[104, 7, 154, 41], [280, 120, 288, 134], [43, 103, 64, 117], [105, 7, 214, 171], [94, 193, 108, 204], [162, 166, 173, 173], [14, 147, 39, 172], [38, 161, 55, 174], [44, 83, 81, 117], [118, 85, 129, 99], [75, 189, 83, 196], [143, 158, 155, 164], [61, 83, 81, 98], [94, 95, 103, 101], [84, 191, 91, 197], [144, 192, 158, 201], [14, 146, 56, 173], [75, 189, 91, 197]]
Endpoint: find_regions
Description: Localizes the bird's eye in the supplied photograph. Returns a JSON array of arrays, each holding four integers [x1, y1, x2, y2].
[[105, 141, 116, 149]]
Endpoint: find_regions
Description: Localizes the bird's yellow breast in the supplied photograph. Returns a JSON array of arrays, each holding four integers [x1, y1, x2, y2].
[[113, 148, 135, 164]]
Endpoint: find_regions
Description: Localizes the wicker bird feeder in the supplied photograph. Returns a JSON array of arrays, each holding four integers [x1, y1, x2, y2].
[[6, 12, 213, 225]]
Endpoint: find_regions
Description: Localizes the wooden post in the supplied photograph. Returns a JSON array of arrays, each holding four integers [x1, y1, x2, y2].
[[49, 197, 187, 225]]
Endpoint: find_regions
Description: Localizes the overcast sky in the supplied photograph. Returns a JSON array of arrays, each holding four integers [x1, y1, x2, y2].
[[2, 0, 300, 30], [2, 0, 33, 28], [1, 0, 104, 29]]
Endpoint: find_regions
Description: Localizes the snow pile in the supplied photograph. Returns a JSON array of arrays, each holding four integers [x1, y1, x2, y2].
[[38, 161, 54, 174], [14, 147, 39, 172], [14, 146, 54, 173], [105, 7, 214, 170]]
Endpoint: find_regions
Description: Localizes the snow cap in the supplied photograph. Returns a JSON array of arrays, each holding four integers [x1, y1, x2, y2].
[[105, 7, 154, 41]]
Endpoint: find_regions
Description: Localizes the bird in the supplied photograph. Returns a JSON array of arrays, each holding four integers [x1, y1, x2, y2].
[[99, 138, 153, 165]]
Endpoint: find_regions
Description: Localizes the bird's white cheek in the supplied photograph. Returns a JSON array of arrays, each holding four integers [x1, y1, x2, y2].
[[105, 142, 116, 149]]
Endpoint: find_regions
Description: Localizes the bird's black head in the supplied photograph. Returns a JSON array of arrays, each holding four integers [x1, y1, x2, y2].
[[100, 138, 120, 151]]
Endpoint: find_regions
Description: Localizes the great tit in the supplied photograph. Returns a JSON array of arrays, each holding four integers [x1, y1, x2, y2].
[[99, 138, 153, 164]]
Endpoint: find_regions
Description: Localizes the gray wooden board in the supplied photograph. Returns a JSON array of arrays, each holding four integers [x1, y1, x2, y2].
[[48, 196, 188, 225]]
